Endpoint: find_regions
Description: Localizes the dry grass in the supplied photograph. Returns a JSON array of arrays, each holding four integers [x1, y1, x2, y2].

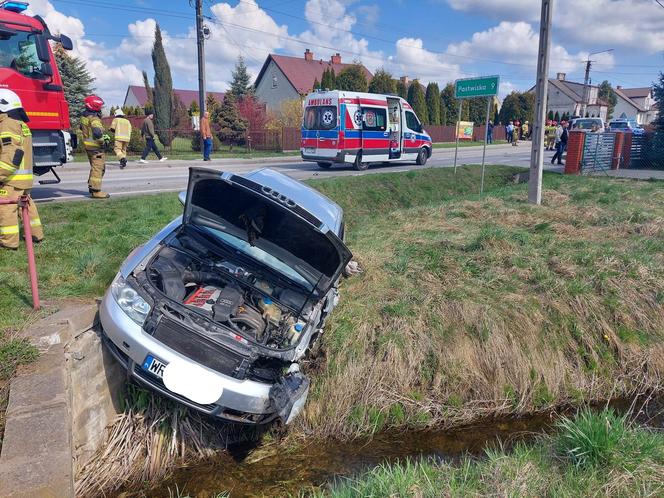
[[296, 175, 664, 439]]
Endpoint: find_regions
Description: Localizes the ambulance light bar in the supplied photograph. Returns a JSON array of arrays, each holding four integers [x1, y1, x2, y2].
[[1, 1, 29, 13]]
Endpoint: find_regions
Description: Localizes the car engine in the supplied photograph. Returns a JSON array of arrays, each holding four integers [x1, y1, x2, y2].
[[147, 246, 305, 350]]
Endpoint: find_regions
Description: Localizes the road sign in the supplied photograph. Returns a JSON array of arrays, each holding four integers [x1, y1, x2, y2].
[[455, 76, 500, 99]]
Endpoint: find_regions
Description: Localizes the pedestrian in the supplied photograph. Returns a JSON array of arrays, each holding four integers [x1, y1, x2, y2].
[[110, 108, 131, 169], [0, 89, 44, 249], [506, 121, 514, 143], [551, 120, 568, 165], [139, 111, 167, 163], [487, 120, 494, 144], [200, 110, 212, 161], [80, 95, 110, 199]]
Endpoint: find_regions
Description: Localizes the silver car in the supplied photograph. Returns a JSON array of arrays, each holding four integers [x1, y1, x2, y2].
[[100, 168, 351, 424]]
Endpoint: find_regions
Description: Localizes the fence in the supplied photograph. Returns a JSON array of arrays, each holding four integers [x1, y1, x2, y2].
[[565, 130, 663, 174]]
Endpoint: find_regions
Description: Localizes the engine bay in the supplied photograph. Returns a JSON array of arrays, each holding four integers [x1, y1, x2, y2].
[[146, 244, 308, 351]]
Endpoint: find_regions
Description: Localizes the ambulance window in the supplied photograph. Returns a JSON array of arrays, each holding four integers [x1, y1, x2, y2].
[[362, 108, 386, 132], [319, 106, 337, 130], [303, 107, 318, 130], [0, 31, 43, 79], [405, 111, 422, 132]]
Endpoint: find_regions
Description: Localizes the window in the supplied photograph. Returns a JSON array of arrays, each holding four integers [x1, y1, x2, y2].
[[362, 108, 387, 131], [302, 106, 337, 130], [0, 31, 44, 79], [405, 111, 421, 132], [271, 72, 278, 88]]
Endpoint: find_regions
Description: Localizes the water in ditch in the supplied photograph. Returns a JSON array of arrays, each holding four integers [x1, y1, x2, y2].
[[131, 397, 663, 497]]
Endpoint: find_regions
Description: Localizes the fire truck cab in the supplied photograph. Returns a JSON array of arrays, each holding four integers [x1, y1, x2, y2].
[[301, 90, 432, 171], [0, 1, 74, 182]]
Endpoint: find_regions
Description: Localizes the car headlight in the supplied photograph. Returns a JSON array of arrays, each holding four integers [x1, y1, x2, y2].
[[111, 274, 151, 325]]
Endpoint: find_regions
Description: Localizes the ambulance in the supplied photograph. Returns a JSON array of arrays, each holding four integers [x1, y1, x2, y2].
[[301, 90, 432, 170]]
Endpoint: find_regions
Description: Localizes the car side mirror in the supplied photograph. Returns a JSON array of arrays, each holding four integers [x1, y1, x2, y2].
[[58, 34, 73, 51], [35, 34, 51, 63], [178, 191, 187, 206], [41, 62, 53, 77]]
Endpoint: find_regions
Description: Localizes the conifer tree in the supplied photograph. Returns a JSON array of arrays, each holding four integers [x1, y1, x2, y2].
[[407, 80, 427, 123], [152, 23, 173, 145], [321, 68, 336, 90], [336, 65, 368, 92], [425, 82, 441, 125], [229, 56, 253, 101], [212, 93, 247, 149], [53, 45, 95, 127], [368, 69, 397, 94]]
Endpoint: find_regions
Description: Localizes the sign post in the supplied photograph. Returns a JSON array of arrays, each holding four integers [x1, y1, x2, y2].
[[453, 76, 500, 194]]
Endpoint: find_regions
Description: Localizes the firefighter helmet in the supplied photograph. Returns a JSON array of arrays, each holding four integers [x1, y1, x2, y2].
[[114, 108, 125, 117], [84, 95, 105, 112], [0, 89, 29, 122]]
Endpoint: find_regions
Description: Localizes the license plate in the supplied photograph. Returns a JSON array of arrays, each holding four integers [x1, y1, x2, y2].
[[143, 354, 167, 378], [305, 147, 316, 154]]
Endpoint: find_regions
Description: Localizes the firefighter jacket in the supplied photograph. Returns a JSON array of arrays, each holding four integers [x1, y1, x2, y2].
[[0, 113, 33, 190], [110, 117, 132, 142], [80, 111, 105, 151]]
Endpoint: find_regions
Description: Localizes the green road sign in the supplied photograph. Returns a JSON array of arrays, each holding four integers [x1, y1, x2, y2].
[[455, 76, 500, 99]]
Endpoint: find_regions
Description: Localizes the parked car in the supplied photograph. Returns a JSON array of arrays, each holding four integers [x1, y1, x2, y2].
[[100, 168, 352, 424], [571, 118, 605, 133], [608, 119, 645, 135]]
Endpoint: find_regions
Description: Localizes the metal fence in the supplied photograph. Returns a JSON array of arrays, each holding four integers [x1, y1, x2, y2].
[[581, 132, 616, 175], [627, 133, 663, 170]]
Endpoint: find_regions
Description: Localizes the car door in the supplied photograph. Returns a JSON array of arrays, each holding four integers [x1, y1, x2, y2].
[[360, 106, 389, 161], [316, 105, 338, 158], [403, 110, 423, 158]]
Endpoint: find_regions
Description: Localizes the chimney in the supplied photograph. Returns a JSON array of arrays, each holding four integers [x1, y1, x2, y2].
[[400, 75, 410, 87], [330, 53, 341, 65], [304, 49, 314, 62], [616, 85, 622, 90], [556, 72, 566, 81]]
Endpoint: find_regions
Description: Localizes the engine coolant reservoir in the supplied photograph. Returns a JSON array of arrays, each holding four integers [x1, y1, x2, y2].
[[259, 297, 282, 324], [288, 322, 305, 344]]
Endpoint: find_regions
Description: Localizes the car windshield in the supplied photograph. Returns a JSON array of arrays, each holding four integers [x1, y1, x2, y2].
[[574, 119, 602, 130], [0, 30, 45, 79], [200, 226, 312, 290]]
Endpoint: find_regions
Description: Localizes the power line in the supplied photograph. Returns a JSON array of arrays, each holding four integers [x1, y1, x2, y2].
[[654, 0, 664, 10]]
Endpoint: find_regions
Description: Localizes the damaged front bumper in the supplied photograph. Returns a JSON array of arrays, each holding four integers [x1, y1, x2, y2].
[[99, 290, 309, 425]]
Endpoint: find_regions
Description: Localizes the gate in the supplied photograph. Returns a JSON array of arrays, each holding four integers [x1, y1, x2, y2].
[[581, 132, 616, 175]]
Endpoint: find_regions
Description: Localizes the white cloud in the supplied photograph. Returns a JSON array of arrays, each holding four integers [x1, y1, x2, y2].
[[445, 0, 664, 53], [388, 38, 463, 84]]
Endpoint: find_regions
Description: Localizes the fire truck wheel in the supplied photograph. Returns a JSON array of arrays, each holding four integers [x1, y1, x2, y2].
[[416, 147, 428, 166], [317, 162, 332, 169], [353, 152, 368, 171]]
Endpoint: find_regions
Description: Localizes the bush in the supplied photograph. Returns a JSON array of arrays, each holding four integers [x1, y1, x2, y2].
[[128, 128, 145, 153]]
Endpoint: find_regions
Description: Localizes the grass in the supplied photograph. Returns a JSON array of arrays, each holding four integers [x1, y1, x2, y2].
[[433, 140, 507, 148], [312, 409, 664, 497]]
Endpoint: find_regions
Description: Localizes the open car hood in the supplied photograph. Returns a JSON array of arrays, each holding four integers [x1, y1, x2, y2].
[[182, 168, 352, 296]]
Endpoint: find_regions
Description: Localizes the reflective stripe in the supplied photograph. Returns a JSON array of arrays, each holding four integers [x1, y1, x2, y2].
[[30, 218, 42, 227], [8, 173, 33, 181], [0, 161, 17, 172], [21, 124, 31, 137], [0, 131, 22, 141], [0, 225, 19, 235]]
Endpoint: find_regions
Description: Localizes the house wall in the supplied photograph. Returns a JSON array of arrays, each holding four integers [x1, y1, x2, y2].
[[546, 86, 578, 117], [614, 94, 642, 122], [123, 90, 141, 108], [255, 60, 300, 111]]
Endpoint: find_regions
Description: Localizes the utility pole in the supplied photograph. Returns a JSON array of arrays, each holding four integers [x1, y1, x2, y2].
[[528, 0, 553, 205], [195, 0, 206, 126], [581, 49, 613, 118]]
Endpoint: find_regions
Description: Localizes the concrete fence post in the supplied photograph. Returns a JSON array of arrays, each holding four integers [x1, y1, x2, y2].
[[564, 130, 585, 174]]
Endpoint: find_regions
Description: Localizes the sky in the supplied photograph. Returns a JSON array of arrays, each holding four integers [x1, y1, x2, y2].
[[23, 0, 664, 106]]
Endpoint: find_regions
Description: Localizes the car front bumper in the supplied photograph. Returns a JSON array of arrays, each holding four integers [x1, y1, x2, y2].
[[99, 290, 283, 424]]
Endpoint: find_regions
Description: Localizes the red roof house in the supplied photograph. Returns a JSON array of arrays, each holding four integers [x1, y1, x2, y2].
[[123, 86, 225, 109]]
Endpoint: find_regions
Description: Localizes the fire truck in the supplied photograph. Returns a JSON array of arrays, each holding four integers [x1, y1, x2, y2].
[[0, 1, 74, 183]]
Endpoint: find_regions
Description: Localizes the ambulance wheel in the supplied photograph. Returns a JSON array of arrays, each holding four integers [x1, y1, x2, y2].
[[353, 152, 368, 171], [416, 147, 428, 166], [317, 162, 332, 169]]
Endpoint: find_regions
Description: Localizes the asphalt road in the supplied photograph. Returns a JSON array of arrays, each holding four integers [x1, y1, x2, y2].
[[32, 143, 539, 202]]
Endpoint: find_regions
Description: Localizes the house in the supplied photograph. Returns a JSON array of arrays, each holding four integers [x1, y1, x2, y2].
[[613, 86, 658, 125], [254, 49, 373, 110], [530, 73, 608, 120], [122, 86, 225, 109]]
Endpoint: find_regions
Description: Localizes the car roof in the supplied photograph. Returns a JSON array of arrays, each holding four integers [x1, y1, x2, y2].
[[243, 168, 344, 235]]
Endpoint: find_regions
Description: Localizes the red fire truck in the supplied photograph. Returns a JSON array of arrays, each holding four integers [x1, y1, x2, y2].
[[0, 1, 74, 183]]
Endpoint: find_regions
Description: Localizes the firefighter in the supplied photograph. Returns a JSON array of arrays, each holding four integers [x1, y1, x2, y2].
[[110, 108, 131, 169], [0, 89, 44, 250], [81, 95, 110, 198], [545, 121, 557, 150]]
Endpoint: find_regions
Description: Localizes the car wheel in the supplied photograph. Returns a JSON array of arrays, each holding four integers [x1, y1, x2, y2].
[[416, 147, 428, 166], [317, 162, 332, 169], [353, 151, 368, 171]]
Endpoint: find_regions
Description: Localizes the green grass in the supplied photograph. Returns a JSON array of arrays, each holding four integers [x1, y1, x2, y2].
[[312, 409, 664, 497], [433, 140, 507, 148]]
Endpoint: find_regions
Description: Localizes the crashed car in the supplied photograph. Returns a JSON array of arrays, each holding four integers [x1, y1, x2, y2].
[[100, 168, 351, 424]]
